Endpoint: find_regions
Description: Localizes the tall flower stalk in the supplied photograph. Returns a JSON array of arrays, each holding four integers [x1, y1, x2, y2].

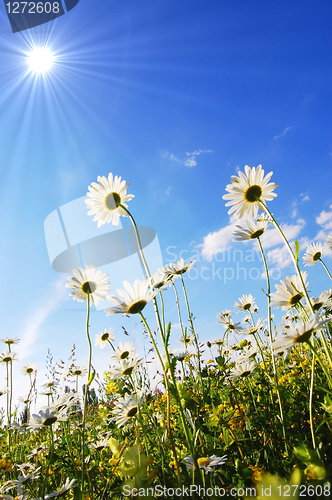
[[257, 236, 288, 452]]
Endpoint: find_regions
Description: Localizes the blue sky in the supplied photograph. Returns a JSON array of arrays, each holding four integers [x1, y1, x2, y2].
[[0, 0, 331, 400]]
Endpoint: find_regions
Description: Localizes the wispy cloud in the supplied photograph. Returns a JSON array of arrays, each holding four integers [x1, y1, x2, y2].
[[273, 126, 292, 140], [166, 186, 172, 195], [300, 193, 310, 202], [290, 192, 310, 218], [163, 149, 213, 168], [316, 204, 332, 230], [18, 277, 67, 359]]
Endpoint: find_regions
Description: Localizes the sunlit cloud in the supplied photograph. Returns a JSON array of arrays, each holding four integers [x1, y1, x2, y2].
[[316, 205, 332, 230], [163, 149, 213, 168]]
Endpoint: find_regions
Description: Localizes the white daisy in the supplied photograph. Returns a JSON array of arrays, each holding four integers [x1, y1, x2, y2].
[[303, 242, 323, 267], [45, 478, 76, 499], [112, 393, 142, 427], [273, 314, 326, 353], [66, 265, 109, 306], [44, 392, 80, 412], [233, 215, 270, 241], [163, 258, 195, 277], [244, 318, 266, 335], [0, 337, 20, 346], [0, 385, 9, 396], [85, 173, 134, 227], [234, 294, 256, 311], [108, 357, 141, 379], [216, 310, 233, 325], [21, 363, 38, 376], [105, 278, 160, 315], [69, 365, 87, 377], [95, 328, 115, 349], [0, 351, 19, 363], [270, 272, 308, 310], [110, 341, 137, 362], [309, 290, 332, 312], [218, 318, 244, 334], [228, 359, 255, 380], [28, 408, 67, 429], [150, 269, 177, 289], [223, 165, 278, 219], [178, 331, 195, 346], [325, 234, 332, 251], [183, 454, 227, 473], [89, 438, 109, 451], [18, 395, 32, 404]]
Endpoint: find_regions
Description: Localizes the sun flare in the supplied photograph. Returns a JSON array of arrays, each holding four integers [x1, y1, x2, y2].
[[28, 47, 54, 74]]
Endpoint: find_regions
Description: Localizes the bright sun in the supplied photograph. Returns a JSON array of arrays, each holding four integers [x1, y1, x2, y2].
[[28, 47, 54, 74]]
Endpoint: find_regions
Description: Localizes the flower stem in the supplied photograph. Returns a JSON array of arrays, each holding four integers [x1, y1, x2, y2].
[[319, 258, 332, 280], [257, 236, 288, 454], [81, 293, 92, 498], [262, 204, 314, 313]]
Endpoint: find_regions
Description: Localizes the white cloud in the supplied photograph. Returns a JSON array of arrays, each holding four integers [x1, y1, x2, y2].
[[273, 126, 292, 140], [300, 194, 310, 202], [261, 220, 306, 249], [316, 205, 332, 228], [198, 217, 306, 262], [184, 150, 213, 168], [18, 277, 67, 359], [266, 246, 292, 269], [197, 219, 237, 261], [166, 186, 172, 195], [163, 149, 213, 168]]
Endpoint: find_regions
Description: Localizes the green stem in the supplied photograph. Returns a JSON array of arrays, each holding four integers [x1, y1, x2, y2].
[[309, 354, 316, 450], [306, 339, 332, 388], [257, 236, 288, 454], [81, 293, 92, 498], [319, 258, 332, 280], [180, 276, 204, 393], [120, 204, 151, 278], [262, 204, 314, 314]]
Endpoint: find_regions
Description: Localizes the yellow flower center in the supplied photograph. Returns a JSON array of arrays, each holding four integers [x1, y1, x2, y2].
[[105, 192, 121, 210], [127, 407, 138, 417], [197, 457, 210, 468], [122, 366, 134, 376], [43, 416, 57, 426], [120, 350, 130, 359], [245, 185, 262, 203], [289, 293, 303, 306], [82, 281, 97, 294], [313, 251, 321, 261], [295, 329, 313, 343], [101, 333, 109, 341], [250, 229, 265, 239], [127, 300, 147, 314]]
